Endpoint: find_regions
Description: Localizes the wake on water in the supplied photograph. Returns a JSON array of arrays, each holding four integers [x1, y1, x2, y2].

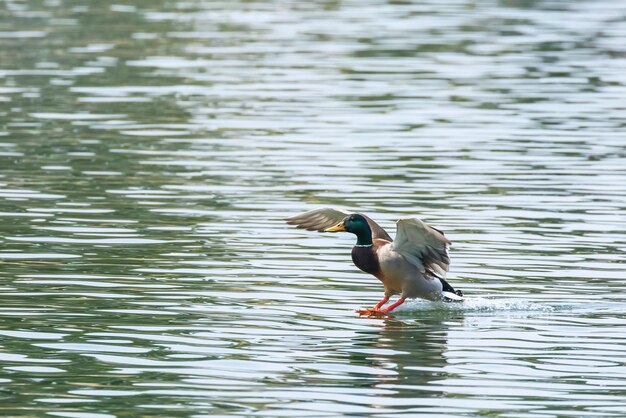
[[392, 297, 568, 315], [361, 296, 626, 317]]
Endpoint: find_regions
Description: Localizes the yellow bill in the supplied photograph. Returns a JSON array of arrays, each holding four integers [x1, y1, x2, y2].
[[324, 223, 345, 232]]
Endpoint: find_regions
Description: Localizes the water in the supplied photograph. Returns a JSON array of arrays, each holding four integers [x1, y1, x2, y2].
[[1, 0, 625, 416]]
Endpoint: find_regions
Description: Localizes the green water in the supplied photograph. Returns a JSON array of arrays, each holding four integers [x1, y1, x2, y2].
[[1, 0, 626, 417]]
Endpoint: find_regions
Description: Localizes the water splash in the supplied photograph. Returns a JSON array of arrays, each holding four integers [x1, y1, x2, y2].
[[396, 297, 561, 314]]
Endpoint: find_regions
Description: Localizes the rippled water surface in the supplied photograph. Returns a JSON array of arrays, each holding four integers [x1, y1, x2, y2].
[[1, 0, 626, 416]]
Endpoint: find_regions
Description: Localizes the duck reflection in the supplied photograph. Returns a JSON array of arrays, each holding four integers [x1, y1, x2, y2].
[[349, 309, 464, 392]]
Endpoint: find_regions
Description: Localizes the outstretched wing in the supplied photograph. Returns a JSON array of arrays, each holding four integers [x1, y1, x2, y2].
[[392, 218, 451, 278], [285, 208, 392, 241]]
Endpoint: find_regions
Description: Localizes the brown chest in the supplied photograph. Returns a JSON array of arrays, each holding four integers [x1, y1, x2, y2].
[[351, 245, 381, 277]]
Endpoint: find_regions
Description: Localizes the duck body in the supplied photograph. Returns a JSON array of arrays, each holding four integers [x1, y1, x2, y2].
[[286, 208, 463, 315], [376, 244, 444, 301]]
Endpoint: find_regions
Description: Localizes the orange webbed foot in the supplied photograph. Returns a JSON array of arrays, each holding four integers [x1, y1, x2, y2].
[[356, 296, 406, 317], [356, 308, 394, 318], [356, 307, 375, 315]]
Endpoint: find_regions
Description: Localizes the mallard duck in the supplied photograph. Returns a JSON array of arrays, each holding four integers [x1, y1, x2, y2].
[[286, 208, 463, 315]]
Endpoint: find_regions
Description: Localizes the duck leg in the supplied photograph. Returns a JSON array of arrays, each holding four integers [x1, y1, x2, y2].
[[372, 296, 389, 310], [378, 297, 406, 313]]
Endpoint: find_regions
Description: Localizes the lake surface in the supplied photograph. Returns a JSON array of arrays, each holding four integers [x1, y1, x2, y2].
[[1, 0, 625, 416]]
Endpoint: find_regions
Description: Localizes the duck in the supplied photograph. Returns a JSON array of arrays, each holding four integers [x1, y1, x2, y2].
[[286, 208, 463, 315]]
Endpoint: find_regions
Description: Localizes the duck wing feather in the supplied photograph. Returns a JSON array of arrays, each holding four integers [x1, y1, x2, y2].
[[391, 218, 451, 278], [285, 208, 392, 241]]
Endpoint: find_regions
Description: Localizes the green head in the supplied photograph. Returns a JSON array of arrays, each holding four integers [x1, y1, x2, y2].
[[324, 213, 373, 246]]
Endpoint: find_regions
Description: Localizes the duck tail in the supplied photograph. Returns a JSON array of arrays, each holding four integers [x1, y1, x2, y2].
[[439, 277, 464, 302]]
